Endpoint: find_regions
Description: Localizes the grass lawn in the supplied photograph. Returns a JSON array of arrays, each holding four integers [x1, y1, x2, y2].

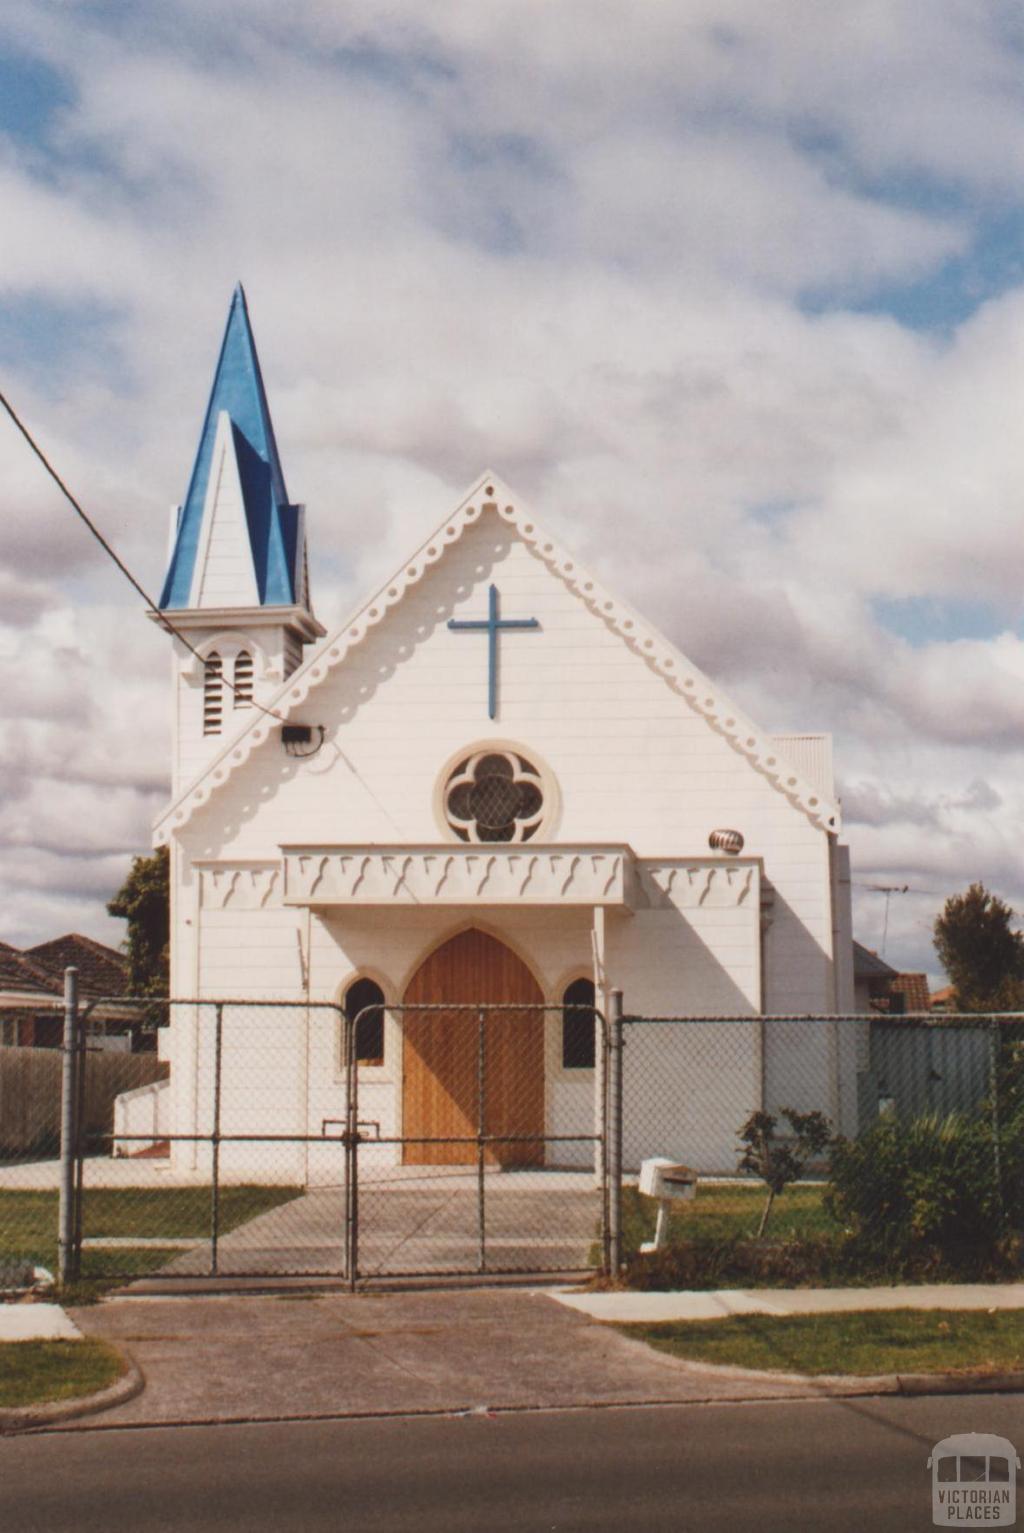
[[622, 1181, 836, 1252], [0, 1339, 126, 1409], [619, 1309, 1024, 1376], [0, 1185, 303, 1282]]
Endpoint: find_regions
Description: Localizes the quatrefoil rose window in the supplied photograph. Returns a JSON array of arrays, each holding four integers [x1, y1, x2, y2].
[[443, 750, 545, 843]]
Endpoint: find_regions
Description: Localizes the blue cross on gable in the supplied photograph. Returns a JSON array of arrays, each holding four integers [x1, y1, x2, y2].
[[447, 584, 540, 719]]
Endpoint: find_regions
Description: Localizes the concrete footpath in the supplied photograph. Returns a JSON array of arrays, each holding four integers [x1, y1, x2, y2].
[[48, 1282, 1024, 1429], [554, 1281, 1024, 1323]]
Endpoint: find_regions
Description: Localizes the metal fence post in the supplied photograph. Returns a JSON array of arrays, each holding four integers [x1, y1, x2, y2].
[[477, 1005, 487, 1274], [72, 999, 89, 1266], [344, 1008, 358, 1292], [210, 1004, 224, 1276], [607, 988, 624, 1278], [989, 1020, 1005, 1231], [58, 967, 80, 1286]]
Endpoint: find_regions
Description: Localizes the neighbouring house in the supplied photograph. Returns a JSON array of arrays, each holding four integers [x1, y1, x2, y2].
[[26, 933, 129, 1002], [851, 955, 992, 1128], [0, 934, 135, 1050], [141, 285, 859, 1181], [852, 943, 933, 1015], [852, 941, 898, 1014], [0, 942, 65, 1048]]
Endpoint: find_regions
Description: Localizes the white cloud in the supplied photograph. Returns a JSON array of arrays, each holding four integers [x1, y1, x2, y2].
[[0, 2, 1023, 976]]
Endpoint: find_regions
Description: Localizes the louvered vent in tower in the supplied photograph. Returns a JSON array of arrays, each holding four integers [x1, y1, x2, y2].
[[203, 652, 223, 735], [233, 650, 254, 709]]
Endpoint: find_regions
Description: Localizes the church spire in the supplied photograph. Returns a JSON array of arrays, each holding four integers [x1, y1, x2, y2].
[[159, 284, 310, 613]]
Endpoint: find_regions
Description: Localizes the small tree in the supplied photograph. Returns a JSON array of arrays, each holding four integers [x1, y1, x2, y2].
[[737, 1108, 831, 1238], [933, 883, 1024, 1013], [107, 846, 170, 997]]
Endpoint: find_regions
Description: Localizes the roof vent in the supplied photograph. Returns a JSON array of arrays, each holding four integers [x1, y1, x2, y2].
[[281, 724, 325, 759], [709, 828, 744, 855]]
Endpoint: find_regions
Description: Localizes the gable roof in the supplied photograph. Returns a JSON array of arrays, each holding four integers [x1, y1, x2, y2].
[[25, 934, 128, 997], [154, 472, 843, 843], [853, 941, 898, 981], [0, 940, 64, 997], [159, 284, 308, 611]]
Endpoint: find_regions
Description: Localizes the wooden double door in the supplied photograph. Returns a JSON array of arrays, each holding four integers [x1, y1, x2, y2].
[[401, 929, 544, 1166]]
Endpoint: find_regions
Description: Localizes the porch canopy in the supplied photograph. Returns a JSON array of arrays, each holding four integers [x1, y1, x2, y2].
[[279, 843, 639, 909]]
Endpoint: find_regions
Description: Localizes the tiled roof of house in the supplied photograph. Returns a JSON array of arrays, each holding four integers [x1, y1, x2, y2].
[[24, 934, 128, 998], [889, 973, 932, 1013], [0, 940, 63, 997]]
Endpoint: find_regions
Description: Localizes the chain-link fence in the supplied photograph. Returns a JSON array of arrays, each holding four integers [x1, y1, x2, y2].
[[2, 980, 1021, 1290], [619, 1011, 1022, 1169], [0, 978, 609, 1288], [617, 1010, 1024, 1269]]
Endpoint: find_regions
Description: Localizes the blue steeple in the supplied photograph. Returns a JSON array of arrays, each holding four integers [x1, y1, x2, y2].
[[160, 285, 306, 610]]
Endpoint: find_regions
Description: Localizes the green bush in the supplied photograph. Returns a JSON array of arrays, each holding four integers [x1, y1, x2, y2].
[[826, 1110, 1023, 1276], [736, 1107, 831, 1238], [624, 1233, 849, 1290]]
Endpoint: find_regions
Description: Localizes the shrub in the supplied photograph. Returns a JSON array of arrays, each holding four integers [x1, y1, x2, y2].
[[826, 1110, 1024, 1276], [624, 1233, 847, 1291], [736, 1107, 831, 1237]]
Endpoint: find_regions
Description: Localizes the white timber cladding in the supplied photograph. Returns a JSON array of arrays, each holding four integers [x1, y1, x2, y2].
[[158, 479, 854, 1175], [175, 510, 835, 1004], [770, 733, 834, 801], [156, 484, 840, 843], [170, 623, 307, 795], [187, 412, 260, 609], [180, 889, 768, 1178]]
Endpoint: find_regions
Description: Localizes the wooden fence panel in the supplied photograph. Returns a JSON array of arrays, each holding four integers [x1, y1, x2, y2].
[[0, 1047, 167, 1158]]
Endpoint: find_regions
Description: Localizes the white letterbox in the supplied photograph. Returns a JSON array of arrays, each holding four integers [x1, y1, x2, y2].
[[638, 1158, 698, 1254], [638, 1157, 697, 1201]]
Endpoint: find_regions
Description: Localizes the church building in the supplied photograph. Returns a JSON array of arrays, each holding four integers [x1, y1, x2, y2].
[[146, 286, 856, 1181]]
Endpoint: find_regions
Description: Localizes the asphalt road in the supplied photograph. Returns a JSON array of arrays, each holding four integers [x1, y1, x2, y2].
[[3, 1394, 1023, 1532]]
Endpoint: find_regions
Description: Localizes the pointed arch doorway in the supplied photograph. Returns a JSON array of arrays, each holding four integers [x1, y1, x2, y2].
[[401, 928, 544, 1166]]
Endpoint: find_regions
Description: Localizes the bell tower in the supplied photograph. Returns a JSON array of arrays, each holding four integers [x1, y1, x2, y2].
[[157, 285, 324, 795]]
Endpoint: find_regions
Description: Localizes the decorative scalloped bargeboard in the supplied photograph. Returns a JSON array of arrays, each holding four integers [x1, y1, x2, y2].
[[156, 480, 840, 844]]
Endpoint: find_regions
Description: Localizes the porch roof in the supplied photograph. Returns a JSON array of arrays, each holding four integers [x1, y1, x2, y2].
[[279, 844, 639, 909]]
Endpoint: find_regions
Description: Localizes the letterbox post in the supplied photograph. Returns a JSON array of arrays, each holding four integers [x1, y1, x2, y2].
[[638, 1158, 697, 1253]]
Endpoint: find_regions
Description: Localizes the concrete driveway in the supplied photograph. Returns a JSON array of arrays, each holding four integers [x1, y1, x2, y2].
[[162, 1167, 603, 1279], [67, 1286, 822, 1429]]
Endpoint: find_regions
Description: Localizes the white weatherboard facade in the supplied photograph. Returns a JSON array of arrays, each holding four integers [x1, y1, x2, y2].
[[144, 291, 856, 1182]]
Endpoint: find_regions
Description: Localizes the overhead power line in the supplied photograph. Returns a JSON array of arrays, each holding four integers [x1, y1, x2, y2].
[[0, 387, 289, 726]]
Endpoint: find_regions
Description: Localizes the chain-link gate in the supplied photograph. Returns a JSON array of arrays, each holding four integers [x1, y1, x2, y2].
[[45, 990, 612, 1287], [343, 1002, 611, 1281]]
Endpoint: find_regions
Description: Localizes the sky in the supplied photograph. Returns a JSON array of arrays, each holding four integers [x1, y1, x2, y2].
[[1, 1, 1024, 982]]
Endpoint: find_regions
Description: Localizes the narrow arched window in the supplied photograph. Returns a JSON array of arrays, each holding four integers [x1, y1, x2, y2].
[[203, 652, 223, 736], [562, 977, 596, 1069], [233, 650, 254, 709], [345, 977, 385, 1067]]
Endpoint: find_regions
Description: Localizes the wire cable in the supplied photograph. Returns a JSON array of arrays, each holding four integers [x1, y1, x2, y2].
[[0, 386, 290, 726]]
